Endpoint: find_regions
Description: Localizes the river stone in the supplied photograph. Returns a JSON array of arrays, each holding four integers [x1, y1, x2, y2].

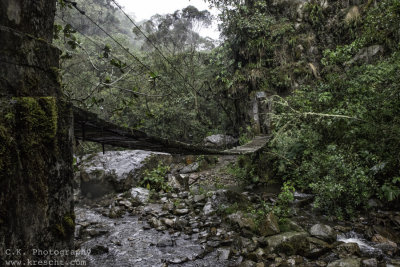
[[90, 245, 109, 255], [149, 217, 162, 228], [265, 231, 309, 254], [130, 187, 150, 204], [156, 235, 173, 247], [180, 162, 200, 174], [168, 257, 188, 264], [227, 212, 257, 233], [218, 247, 231, 260], [327, 258, 361, 267], [239, 260, 257, 267], [259, 212, 280, 236], [247, 248, 265, 261], [175, 208, 190, 215], [362, 258, 377, 267], [118, 199, 132, 209], [108, 205, 125, 218], [304, 237, 332, 259], [371, 234, 397, 248], [372, 234, 398, 255], [207, 189, 250, 213], [335, 242, 361, 258], [194, 194, 206, 203], [310, 224, 336, 242], [279, 218, 304, 232], [203, 134, 238, 148], [161, 218, 176, 227], [203, 201, 215, 215], [168, 174, 188, 190]]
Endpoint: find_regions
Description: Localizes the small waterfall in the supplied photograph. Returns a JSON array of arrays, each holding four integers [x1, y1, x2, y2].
[[337, 231, 383, 258]]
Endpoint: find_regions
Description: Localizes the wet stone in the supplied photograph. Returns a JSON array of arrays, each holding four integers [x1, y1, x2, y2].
[[194, 194, 206, 203], [179, 191, 189, 198], [161, 218, 176, 227], [207, 240, 221, 247], [218, 247, 231, 260], [149, 217, 162, 228], [90, 245, 109, 255], [240, 260, 257, 267], [327, 258, 361, 267], [157, 236, 173, 247], [168, 256, 188, 264], [86, 228, 108, 237], [203, 201, 215, 215], [335, 242, 361, 257], [175, 208, 190, 215], [362, 258, 378, 267], [310, 224, 336, 243], [118, 199, 132, 208]]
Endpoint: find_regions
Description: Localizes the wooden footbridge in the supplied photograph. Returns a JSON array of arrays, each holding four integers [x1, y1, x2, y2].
[[73, 106, 269, 155]]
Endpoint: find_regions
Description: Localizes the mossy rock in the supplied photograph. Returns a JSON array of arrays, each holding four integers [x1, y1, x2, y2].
[[265, 231, 309, 255]]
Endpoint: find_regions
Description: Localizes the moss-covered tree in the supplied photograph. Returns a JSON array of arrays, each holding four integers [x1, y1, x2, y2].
[[0, 0, 74, 263]]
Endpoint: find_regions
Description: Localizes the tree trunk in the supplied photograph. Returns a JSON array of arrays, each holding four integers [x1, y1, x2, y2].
[[0, 0, 74, 264]]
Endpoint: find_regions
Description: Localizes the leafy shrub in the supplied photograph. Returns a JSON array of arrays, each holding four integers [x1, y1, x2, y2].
[[379, 177, 400, 202], [274, 182, 295, 217], [140, 162, 171, 192], [267, 49, 400, 218], [227, 155, 259, 184]]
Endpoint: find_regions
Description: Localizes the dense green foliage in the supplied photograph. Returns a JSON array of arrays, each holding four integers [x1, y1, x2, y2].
[[208, 0, 400, 218], [266, 0, 400, 218], [57, 0, 400, 219]]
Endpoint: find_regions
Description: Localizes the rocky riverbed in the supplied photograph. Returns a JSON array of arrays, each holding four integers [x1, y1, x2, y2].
[[74, 151, 400, 266]]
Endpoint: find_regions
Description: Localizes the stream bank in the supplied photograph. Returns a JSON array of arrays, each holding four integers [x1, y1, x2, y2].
[[74, 151, 400, 266]]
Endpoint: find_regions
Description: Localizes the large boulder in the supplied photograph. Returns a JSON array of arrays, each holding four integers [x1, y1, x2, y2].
[[77, 150, 172, 198], [304, 237, 332, 259], [258, 212, 280, 237], [335, 242, 361, 258], [265, 231, 309, 255], [203, 134, 238, 148], [310, 223, 337, 243], [227, 212, 257, 233], [371, 234, 398, 255]]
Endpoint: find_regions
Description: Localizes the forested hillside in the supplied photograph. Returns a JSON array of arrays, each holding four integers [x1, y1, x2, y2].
[[56, 0, 400, 219], [206, 0, 400, 218]]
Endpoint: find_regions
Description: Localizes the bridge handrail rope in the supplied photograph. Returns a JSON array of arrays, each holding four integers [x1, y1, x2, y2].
[[65, 69, 172, 98]]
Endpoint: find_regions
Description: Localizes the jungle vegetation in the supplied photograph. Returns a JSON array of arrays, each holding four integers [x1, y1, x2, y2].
[[56, 0, 400, 219]]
